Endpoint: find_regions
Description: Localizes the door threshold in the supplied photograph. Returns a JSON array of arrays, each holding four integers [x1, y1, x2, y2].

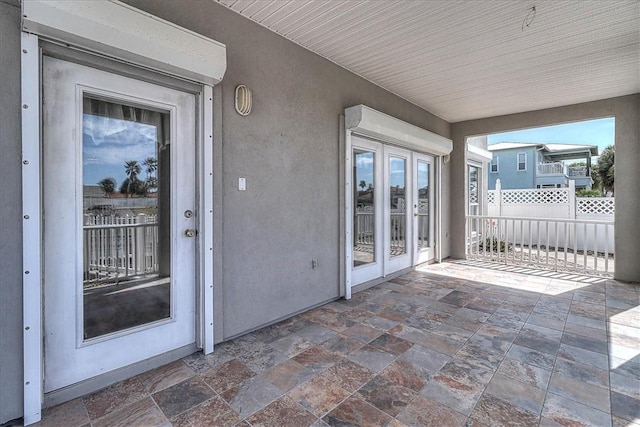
[[43, 343, 197, 408], [351, 266, 414, 295]]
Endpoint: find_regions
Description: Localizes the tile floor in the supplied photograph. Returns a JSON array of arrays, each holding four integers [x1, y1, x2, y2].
[[32, 260, 639, 427]]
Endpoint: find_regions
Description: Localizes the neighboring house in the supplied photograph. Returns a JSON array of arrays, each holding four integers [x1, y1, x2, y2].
[[487, 142, 598, 190], [1, 1, 638, 425]]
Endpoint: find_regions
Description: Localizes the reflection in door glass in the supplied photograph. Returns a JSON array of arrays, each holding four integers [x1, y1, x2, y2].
[[353, 150, 375, 267], [469, 165, 479, 234], [417, 161, 430, 250], [82, 96, 171, 339], [389, 157, 407, 257]]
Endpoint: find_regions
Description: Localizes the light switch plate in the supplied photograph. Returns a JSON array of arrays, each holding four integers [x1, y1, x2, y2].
[[238, 177, 246, 191]]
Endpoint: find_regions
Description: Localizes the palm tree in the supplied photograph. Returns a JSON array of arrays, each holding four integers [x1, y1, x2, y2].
[[125, 160, 141, 179], [143, 157, 158, 193], [594, 145, 615, 196], [123, 160, 142, 197], [359, 180, 367, 191], [98, 177, 116, 198]]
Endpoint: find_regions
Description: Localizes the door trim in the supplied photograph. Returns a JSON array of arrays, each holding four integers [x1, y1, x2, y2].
[[413, 153, 436, 265], [21, 35, 216, 425], [21, 32, 43, 426]]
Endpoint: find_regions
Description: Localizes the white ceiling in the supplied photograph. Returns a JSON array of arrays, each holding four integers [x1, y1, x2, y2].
[[215, 0, 640, 123]]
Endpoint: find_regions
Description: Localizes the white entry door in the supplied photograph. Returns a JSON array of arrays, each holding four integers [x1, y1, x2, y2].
[[43, 57, 197, 392]]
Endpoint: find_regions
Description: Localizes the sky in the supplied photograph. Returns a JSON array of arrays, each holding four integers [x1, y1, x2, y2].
[[487, 117, 615, 157], [83, 114, 157, 187]]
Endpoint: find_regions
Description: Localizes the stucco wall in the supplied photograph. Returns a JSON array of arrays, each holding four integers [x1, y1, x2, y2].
[[123, 0, 451, 339], [0, 3, 451, 418], [451, 95, 640, 282], [0, 0, 24, 422]]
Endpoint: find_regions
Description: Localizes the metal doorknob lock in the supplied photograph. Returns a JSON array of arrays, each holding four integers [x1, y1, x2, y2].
[[184, 229, 197, 237]]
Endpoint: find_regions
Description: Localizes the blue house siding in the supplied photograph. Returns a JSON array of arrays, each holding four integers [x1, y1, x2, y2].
[[488, 147, 537, 189]]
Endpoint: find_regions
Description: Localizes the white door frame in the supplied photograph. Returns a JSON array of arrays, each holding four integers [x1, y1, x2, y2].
[[345, 134, 440, 292], [21, 34, 216, 425], [344, 105, 453, 299], [413, 153, 435, 265]]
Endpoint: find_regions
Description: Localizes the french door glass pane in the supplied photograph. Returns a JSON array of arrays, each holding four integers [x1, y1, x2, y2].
[[416, 160, 430, 250], [389, 156, 407, 257], [469, 165, 479, 232], [82, 95, 171, 339], [353, 149, 375, 267]]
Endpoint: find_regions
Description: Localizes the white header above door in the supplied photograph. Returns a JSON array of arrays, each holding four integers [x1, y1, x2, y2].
[[345, 105, 453, 156], [22, 0, 227, 85]]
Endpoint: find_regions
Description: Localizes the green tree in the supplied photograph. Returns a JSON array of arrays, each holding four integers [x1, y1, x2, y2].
[[594, 145, 615, 196], [359, 180, 367, 191], [122, 160, 143, 197], [143, 157, 158, 193], [98, 177, 117, 198]]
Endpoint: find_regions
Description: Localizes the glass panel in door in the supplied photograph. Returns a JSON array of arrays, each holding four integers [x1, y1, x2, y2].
[[416, 160, 430, 250], [468, 164, 479, 234], [389, 156, 407, 257], [82, 96, 171, 339], [353, 149, 376, 267], [414, 154, 434, 265]]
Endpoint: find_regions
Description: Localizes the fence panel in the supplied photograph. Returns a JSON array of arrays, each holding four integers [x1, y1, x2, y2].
[[487, 187, 614, 255]]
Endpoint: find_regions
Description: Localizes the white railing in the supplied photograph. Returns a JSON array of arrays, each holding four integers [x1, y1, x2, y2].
[[390, 212, 406, 254], [537, 162, 566, 175], [355, 210, 375, 245], [83, 214, 158, 285], [567, 166, 588, 177], [354, 210, 429, 255], [466, 215, 614, 275]]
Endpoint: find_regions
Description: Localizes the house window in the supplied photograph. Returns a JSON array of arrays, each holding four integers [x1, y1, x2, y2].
[[490, 156, 499, 173], [517, 153, 527, 171]]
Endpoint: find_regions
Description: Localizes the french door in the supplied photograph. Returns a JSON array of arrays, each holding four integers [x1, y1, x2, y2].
[[350, 136, 435, 287], [42, 57, 197, 392], [414, 154, 435, 264]]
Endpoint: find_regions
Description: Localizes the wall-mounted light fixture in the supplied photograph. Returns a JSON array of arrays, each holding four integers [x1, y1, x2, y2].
[[235, 85, 252, 116]]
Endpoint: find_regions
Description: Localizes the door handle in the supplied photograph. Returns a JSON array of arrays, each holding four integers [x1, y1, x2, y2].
[[184, 229, 197, 238]]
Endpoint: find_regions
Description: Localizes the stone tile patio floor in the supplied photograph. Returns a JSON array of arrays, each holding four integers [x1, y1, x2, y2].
[[34, 260, 639, 427]]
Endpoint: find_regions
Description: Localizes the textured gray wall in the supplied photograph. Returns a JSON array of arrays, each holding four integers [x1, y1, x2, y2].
[[123, 0, 451, 339], [0, 0, 23, 422], [451, 95, 640, 282]]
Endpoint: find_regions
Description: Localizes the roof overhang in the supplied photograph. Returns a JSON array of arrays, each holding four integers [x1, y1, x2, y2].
[[467, 145, 493, 163], [22, 0, 227, 85]]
